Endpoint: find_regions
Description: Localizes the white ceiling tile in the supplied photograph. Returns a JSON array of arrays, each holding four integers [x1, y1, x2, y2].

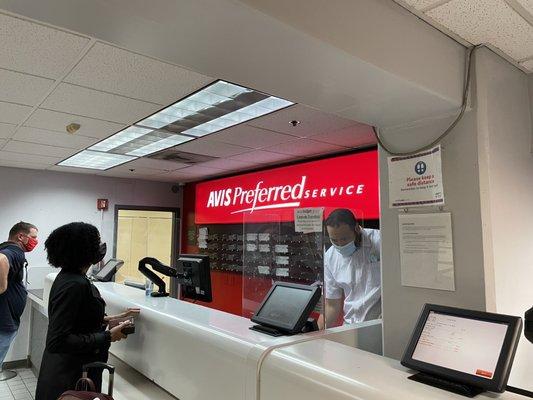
[[0, 123, 16, 139], [0, 68, 54, 106], [175, 139, 252, 157], [0, 159, 50, 171], [516, 0, 533, 15], [48, 165, 99, 175], [125, 157, 189, 171], [402, 0, 449, 10], [198, 158, 259, 171], [2, 140, 75, 158], [520, 59, 533, 72], [13, 126, 98, 149], [427, 0, 533, 61], [147, 173, 184, 183], [248, 104, 359, 137], [98, 164, 166, 177], [25, 109, 126, 139], [0, 13, 90, 79], [229, 150, 298, 164], [178, 165, 226, 175], [264, 139, 347, 157], [158, 165, 226, 182], [0, 150, 62, 164], [65, 42, 213, 105], [210, 125, 296, 149], [0, 102, 33, 125], [95, 170, 160, 181], [308, 124, 376, 148], [41, 83, 160, 124]]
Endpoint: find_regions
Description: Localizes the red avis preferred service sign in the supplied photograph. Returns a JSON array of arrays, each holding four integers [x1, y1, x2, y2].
[[195, 150, 379, 224]]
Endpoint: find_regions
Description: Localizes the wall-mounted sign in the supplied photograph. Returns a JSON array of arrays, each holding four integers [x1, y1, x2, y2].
[[195, 151, 379, 224], [388, 145, 444, 208]]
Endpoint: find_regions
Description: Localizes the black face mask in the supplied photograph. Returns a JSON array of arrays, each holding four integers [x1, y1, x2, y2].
[[94, 242, 107, 264]]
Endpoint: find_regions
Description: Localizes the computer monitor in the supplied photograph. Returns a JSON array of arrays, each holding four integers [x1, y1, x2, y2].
[[401, 304, 522, 395], [177, 254, 212, 302], [94, 259, 124, 282], [251, 282, 321, 335]]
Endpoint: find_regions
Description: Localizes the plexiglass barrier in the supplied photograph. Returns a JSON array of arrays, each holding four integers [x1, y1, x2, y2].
[[242, 209, 325, 322]]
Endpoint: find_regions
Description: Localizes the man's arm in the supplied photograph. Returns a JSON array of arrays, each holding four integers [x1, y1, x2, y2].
[[0, 253, 9, 295], [318, 298, 344, 329], [324, 298, 343, 328]]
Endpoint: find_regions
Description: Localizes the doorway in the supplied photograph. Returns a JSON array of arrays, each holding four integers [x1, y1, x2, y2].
[[114, 206, 180, 289]]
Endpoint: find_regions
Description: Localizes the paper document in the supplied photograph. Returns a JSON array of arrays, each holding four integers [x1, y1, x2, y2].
[[399, 213, 455, 291]]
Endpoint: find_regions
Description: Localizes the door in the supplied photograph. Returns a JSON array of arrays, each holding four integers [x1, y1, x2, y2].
[[114, 208, 179, 290]]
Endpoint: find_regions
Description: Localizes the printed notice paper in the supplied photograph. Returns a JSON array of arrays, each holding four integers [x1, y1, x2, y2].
[[388, 145, 444, 208], [399, 213, 455, 291], [294, 208, 323, 233]]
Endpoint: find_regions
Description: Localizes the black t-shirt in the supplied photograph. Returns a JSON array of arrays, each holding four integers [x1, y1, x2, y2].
[[0, 242, 27, 332]]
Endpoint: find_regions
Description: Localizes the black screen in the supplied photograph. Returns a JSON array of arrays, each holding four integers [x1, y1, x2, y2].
[[257, 285, 313, 328]]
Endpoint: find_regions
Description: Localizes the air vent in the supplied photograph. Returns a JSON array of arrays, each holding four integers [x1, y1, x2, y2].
[[149, 149, 217, 165]]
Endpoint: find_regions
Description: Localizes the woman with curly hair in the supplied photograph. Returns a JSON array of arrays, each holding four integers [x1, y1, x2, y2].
[[35, 222, 138, 400]]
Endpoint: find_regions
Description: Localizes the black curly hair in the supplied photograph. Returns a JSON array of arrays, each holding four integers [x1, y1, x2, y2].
[[45, 222, 101, 272]]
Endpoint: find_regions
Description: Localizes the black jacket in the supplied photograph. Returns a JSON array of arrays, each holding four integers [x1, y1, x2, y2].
[[35, 270, 111, 400]]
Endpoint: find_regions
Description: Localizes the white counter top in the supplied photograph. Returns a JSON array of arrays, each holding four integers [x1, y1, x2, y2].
[[96, 282, 276, 346], [35, 276, 521, 400], [96, 282, 324, 400], [261, 339, 525, 400]]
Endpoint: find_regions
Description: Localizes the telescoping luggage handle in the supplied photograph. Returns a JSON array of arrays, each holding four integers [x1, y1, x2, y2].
[[82, 362, 115, 396]]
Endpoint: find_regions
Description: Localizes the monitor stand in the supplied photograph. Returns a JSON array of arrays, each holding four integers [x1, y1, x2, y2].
[[249, 324, 285, 337], [249, 319, 319, 337], [408, 372, 484, 398]]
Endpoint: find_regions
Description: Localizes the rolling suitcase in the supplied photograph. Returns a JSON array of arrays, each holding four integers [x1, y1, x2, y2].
[[58, 362, 115, 400]]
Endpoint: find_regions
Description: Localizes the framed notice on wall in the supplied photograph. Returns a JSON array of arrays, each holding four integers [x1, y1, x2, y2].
[[388, 145, 444, 208]]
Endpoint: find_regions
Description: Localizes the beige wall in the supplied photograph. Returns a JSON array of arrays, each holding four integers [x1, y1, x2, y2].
[[379, 108, 487, 360], [476, 48, 533, 391]]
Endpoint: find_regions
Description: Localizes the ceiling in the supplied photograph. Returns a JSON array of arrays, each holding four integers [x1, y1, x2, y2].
[[0, 11, 375, 183], [394, 0, 533, 73]]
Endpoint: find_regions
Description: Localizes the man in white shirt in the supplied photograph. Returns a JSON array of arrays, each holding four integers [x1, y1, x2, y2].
[[322, 209, 381, 327]]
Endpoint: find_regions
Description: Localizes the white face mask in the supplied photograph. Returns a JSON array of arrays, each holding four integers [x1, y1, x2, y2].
[[331, 240, 357, 257]]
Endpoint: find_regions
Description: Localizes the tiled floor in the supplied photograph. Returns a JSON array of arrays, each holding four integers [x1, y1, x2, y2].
[[1, 355, 176, 400], [0, 369, 36, 400], [1, 355, 177, 400]]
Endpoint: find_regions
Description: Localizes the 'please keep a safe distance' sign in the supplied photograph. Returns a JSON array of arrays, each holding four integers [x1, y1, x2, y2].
[[388, 145, 444, 208]]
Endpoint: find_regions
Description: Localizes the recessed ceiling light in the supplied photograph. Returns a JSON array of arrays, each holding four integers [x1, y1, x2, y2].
[[58, 150, 135, 170], [89, 126, 153, 152], [127, 134, 192, 157], [57, 80, 294, 169]]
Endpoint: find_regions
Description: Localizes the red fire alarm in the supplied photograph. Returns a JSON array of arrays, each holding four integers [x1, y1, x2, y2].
[[97, 199, 109, 211]]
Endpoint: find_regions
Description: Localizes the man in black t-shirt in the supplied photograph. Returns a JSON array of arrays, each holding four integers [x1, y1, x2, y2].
[[0, 221, 38, 380]]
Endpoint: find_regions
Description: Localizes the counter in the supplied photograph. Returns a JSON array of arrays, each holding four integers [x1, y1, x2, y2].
[[29, 276, 523, 400], [96, 282, 330, 400], [260, 339, 526, 400]]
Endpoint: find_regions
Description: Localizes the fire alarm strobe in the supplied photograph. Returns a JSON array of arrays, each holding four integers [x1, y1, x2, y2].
[[97, 199, 109, 211]]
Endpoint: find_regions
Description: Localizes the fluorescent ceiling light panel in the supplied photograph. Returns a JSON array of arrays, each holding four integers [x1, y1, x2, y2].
[[89, 126, 153, 152], [58, 150, 136, 170], [56, 80, 294, 170], [136, 83, 248, 129], [127, 134, 192, 157], [182, 97, 293, 137], [136, 80, 291, 136]]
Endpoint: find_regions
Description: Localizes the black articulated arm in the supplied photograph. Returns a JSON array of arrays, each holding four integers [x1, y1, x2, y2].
[[138, 257, 179, 297]]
